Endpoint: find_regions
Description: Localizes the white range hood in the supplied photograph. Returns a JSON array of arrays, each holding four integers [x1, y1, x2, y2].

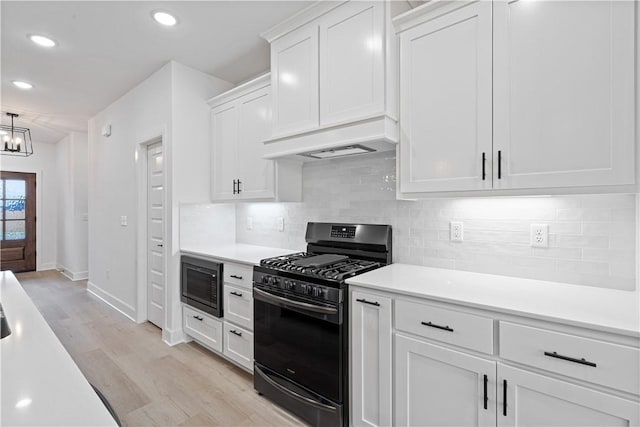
[[262, 114, 398, 161]]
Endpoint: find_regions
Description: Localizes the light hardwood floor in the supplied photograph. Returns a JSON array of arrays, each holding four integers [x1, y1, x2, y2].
[[16, 270, 306, 427]]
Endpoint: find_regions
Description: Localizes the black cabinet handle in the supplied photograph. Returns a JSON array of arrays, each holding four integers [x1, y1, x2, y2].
[[230, 329, 242, 337], [356, 298, 380, 307], [421, 321, 454, 332], [233, 179, 237, 194], [230, 291, 243, 297], [237, 179, 242, 194], [497, 150, 502, 179], [544, 351, 597, 367], [193, 315, 203, 321], [483, 374, 488, 410], [503, 379, 507, 416], [230, 274, 243, 280], [482, 152, 486, 180]]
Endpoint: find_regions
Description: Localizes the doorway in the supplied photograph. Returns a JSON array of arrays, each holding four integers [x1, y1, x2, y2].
[[0, 171, 36, 272], [146, 142, 165, 328]]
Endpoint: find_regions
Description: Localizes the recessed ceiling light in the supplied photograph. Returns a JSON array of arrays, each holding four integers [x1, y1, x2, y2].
[[12, 81, 33, 90], [29, 34, 56, 48], [152, 11, 177, 26]]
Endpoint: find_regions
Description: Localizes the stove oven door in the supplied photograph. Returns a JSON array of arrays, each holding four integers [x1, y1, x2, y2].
[[253, 285, 343, 404]]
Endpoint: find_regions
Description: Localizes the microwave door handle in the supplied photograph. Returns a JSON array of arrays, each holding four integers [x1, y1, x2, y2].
[[254, 366, 338, 413], [253, 288, 338, 315]]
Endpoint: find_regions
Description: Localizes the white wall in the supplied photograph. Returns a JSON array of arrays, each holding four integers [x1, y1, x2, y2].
[[0, 143, 59, 270], [236, 152, 638, 291], [56, 132, 88, 279], [88, 63, 173, 322], [88, 61, 232, 344]]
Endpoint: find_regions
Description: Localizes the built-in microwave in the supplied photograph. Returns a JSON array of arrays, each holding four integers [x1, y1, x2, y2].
[[180, 256, 222, 318]]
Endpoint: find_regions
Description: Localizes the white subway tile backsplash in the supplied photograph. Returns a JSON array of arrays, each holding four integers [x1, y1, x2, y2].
[[230, 152, 636, 291]]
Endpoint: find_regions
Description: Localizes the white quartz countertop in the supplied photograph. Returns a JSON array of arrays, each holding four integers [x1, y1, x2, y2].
[[180, 243, 301, 265], [346, 264, 640, 338], [0, 271, 117, 427]]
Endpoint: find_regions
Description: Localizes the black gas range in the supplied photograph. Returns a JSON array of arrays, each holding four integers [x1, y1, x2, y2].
[[253, 223, 392, 427]]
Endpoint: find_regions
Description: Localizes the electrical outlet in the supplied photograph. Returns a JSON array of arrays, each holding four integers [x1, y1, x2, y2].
[[247, 217, 253, 230], [120, 215, 128, 226], [450, 221, 464, 242], [530, 224, 549, 248], [276, 217, 285, 232]]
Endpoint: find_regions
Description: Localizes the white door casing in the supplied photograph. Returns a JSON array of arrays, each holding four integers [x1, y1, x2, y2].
[[147, 142, 164, 328]]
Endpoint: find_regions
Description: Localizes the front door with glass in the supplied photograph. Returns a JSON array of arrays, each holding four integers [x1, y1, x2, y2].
[[0, 171, 36, 272]]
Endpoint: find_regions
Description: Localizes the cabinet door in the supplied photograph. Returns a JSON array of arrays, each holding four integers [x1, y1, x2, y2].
[[211, 103, 238, 200], [319, 1, 384, 126], [493, 0, 636, 189], [271, 24, 319, 137], [395, 334, 496, 427], [398, 1, 492, 193], [498, 364, 640, 427], [237, 86, 276, 200], [351, 290, 392, 427]]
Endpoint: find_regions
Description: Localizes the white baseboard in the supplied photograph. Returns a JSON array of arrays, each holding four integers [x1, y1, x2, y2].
[[163, 327, 186, 346], [38, 262, 57, 271], [57, 264, 88, 281], [87, 281, 137, 321]]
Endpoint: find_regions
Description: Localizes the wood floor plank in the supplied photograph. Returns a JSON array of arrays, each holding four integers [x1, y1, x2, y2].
[[16, 271, 307, 427]]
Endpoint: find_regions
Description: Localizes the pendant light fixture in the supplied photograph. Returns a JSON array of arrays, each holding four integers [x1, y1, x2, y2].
[[1, 113, 33, 157]]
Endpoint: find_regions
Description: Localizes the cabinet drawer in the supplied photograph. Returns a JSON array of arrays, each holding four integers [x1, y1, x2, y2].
[[223, 262, 253, 289], [224, 284, 253, 331], [395, 299, 494, 354], [500, 322, 640, 395], [223, 322, 254, 371], [183, 305, 222, 353]]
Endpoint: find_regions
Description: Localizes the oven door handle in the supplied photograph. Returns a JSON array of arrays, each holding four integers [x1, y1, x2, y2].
[[253, 288, 338, 315], [254, 366, 338, 413]]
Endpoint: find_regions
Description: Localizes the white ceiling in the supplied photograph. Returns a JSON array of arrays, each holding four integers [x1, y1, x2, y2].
[[1, 1, 309, 144]]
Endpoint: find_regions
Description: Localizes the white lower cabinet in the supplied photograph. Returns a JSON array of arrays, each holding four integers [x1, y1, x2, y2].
[[183, 305, 223, 353], [349, 286, 640, 427], [497, 364, 640, 427], [395, 334, 497, 427], [223, 322, 253, 371], [351, 290, 392, 427]]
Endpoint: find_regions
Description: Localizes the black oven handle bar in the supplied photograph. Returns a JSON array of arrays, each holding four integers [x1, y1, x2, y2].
[[254, 366, 338, 413], [254, 288, 338, 315]]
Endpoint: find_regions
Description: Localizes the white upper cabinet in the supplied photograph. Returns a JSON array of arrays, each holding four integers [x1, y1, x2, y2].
[[271, 24, 320, 137], [493, 0, 636, 190], [398, 1, 492, 193], [395, 0, 637, 197], [208, 74, 301, 202], [319, 1, 385, 126], [261, 1, 402, 159]]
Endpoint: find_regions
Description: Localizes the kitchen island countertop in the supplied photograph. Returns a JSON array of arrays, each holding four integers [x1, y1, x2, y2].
[[0, 271, 117, 427]]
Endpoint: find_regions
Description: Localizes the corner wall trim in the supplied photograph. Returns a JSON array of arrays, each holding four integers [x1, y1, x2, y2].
[[87, 281, 137, 322], [57, 264, 89, 281], [163, 327, 186, 347]]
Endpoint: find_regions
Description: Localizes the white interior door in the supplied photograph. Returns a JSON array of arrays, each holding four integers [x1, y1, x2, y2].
[[147, 142, 164, 328]]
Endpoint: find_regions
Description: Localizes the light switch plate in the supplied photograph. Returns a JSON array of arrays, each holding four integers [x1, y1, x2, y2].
[[120, 215, 128, 226], [276, 217, 285, 232], [247, 217, 253, 230]]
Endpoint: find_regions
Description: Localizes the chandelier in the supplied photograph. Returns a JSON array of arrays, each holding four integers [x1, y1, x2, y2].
[[1, 113, 33, 157]]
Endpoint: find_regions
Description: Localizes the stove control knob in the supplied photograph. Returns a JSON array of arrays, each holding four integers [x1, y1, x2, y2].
[[261, 275, 270, 284], [284, 280, 294, 290], [313, 287, 323, 297], [307, 285, 315, 295]]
